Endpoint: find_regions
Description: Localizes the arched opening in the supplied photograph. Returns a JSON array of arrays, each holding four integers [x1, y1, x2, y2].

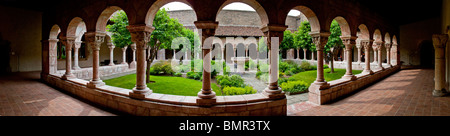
[[287, 6, 320, 61], [357, 24, 370, 63], [49, 25, 61, 74]]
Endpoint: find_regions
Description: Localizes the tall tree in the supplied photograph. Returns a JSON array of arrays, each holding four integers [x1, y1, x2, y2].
[[294, 21, 314, 60], [106, 10, 132, 48], [325, 20, 344, 73], [280, 30, 295, 58]]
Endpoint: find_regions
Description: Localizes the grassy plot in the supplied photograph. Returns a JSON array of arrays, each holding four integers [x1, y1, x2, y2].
[[104, 74, 222, 96], [289, 68, 363, 86]]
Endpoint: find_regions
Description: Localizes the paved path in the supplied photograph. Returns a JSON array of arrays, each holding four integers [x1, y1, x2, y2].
[[0, 72, 117, 116], [240, 73, 268, 93], [288, 69, 450, 116]]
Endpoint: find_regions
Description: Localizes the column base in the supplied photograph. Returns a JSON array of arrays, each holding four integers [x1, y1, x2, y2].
[[108, 63, 115, 66], [362, 70, 374, 75], [197, 90, 216, 107], [263, 87, 285, 99], [61, 73, 76, 80], [313, 81, 331, 90], [342, 74, 357, 81], [87, 80, 105, 89], [73, 66, 81, 70], [432, 89, 448, 97], [129, 61, 137, 69], [129, 87, 152, 100], [378, 66, 385, 71]]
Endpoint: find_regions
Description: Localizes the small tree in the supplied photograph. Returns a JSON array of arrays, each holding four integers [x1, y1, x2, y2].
[[280, 30, 295, 59], [295, 21, 314, 60], [325, 20, 344, 73]]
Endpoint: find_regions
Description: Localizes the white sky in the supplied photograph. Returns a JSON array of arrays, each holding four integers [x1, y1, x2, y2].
[[161, 2, 300, 16]]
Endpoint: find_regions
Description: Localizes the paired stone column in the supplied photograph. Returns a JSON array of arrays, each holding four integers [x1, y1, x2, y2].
[[121, 46, 128, 64], [85, 32, 106, 88], [107, 42, 115, 66], [375, 41, 384, 70], [73, 41, 81, 70], [361, 40, 374, 75], [129, 43, 137, 69], [127, 25, 154, 99], [385, 43, 392, 67], [341, 36, 357, 81], [309, 32, 331, 90], [432, 34, 449, 97], [261, 24, 287, 99], [194, 21, 219, 106], [372, 46, 378, 64], [60, 36, 76, 80]]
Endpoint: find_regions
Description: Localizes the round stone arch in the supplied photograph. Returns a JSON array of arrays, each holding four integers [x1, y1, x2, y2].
[[50, 24, 61, 40], [373, 29, 383, 42], [392, 35, 398, 45], [67, 17, 86, 38], [216, 0, 269, 27], [96, 6, 128, 33], [290, 6, 321, 33], [357, 24, 371, 40], [145, 0, 194, 27], [331, 16, 352, 37], [384, 33, 391, 44]]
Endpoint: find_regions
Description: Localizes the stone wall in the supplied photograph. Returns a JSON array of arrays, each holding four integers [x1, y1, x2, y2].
[[55, 64, 131, 80], [42, 74, 287, 116]]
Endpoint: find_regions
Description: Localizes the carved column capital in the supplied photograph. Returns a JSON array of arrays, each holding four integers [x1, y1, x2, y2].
[[432, 34, 449, 49], [127, 25, 154, 50], [360, 40, 372, 50], [384, 43, 392, 49], [60, 36, 76, 49], [310, 32, 330, 51], [341, 36, 357, 50], [85, 32, 105, 51]]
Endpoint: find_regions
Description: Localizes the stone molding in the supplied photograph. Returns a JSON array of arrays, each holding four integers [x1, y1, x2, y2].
[[85, 32, 105, 51]]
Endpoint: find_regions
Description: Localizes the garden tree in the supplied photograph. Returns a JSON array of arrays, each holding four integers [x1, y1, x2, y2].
[[146, 8, 188, 83], [106, 10, 132, 48], [325, 20, 344, 73], [294, 21, 314, 60], [280, 30, 295, 58]]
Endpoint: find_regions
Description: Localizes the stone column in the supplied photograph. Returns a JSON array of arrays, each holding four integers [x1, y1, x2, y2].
[[356, 44, 362, 63], [49, 39, 59, 74], [60, 36, 76, 80], [341, 36, 357, 81], [311, 51, 315, 61], [385, 43, 392, 67], [73, 42, 81, 70], [392, 44, 398, 65], [297, 48, 300, 60], [107, 42, 115, 66], [129, 43, 137, 69], [361, 40, 374, 75], [372, 46, 377, 64], [432, 34, 448, 97], [195, 21, 218, 106], [85, 32, 106, 88], [261, 24, 287, 99], [376, 42, 384, 70], [309, 32, 331, 90], [127, 25, 154, 99], [303, 49, 307, 60], [121, 46, 128, 64]]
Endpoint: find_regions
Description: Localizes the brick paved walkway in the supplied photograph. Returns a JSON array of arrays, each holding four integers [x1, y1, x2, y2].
[[0, 72, 117, 116], [288, 69, 450, 116]]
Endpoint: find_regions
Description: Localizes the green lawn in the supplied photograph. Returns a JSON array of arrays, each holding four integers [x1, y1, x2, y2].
[[104, 74, 222, 96], [289, 68, 363, 87]]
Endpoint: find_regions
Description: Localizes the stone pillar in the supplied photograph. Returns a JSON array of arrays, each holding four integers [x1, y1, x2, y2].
[[41, 40, 50, 79], [49, 39, 59, 74], [129, 43, 137, 69], [385, 43, 392, 67], [303, 49, 307, 60], [309, 32, 331, 90], [372, 46, 377, 64], [361, 40, 374, 75], [432, 34, 448, 97], [261, 24, 287, 99], [73, 42, 81, 70], [127, 25, 154, 99], [195, 21, 218, 106], [107, 42, 115, 66], [356, 44, 362, 63], [85, 32, 106, 88], [341, 36, 357, 81], [311, 51, 315, 61], [392, 44, 398, 65], [60, 36, 76, 80], [121, 46, 128, 64], [376, 41, 384, 70]]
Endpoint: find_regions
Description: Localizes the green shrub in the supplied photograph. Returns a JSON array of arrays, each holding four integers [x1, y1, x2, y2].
[[300, 61, 312, 71], [259, 63, 269, 72], [222, 86, 257, 96], [216, 75, 246, 90], [150, 61, 174, 75], [279, 61, 290, 73], [187, 71, 202, 80], [281, 80, 309, 94], [173, 72, 182, 77], [255, 71, 262, 79], [259, 73, 269, 82]]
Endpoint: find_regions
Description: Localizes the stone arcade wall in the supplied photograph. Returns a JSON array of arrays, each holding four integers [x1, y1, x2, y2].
[[55, 64, 131, 80], [309, 65, 401, 105], [42, 75, 287, 116]]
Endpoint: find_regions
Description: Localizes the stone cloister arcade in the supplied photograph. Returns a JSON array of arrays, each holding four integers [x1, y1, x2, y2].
[[41, 0, 402, 116]]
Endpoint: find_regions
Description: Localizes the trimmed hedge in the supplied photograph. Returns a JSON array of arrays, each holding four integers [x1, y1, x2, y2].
[[223, 86, 257, 96], [280, 80, 309, 94]]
